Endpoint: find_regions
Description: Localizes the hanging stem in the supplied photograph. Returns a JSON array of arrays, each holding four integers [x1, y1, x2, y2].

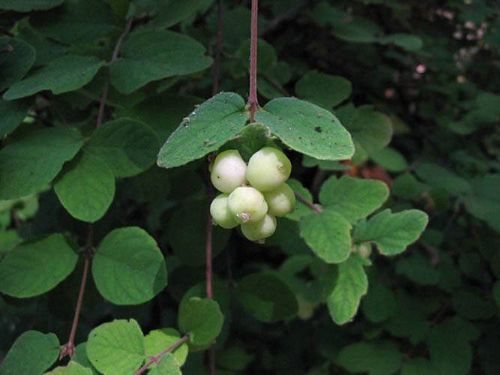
[[247, 0, 259, 122], [60, 226, 93, 359]]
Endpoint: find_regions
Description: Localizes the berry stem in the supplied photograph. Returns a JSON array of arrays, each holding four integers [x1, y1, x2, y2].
[[295, 192, 323, 214], [247, 0, 259, 122]]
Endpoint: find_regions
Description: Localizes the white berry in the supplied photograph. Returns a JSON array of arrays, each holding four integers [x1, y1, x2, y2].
[[227, 186, 268, 223], [264, 183, 296, 217], [241, 214, 277, 241], [210, 194, 238, 229], [210, 149, 247, 193], [246, 147, 292, 192]]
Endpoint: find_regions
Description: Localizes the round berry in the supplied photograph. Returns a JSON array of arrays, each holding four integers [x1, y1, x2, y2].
[[241, 214, 277, 242], [227, 186, 268, 223], [210, 150, 247, 193], [246, 147, 292, 192], [264, 183, 296, 217], [210, 194, 238, 229]]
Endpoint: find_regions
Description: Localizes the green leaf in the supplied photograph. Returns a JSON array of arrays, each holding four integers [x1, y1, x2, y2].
[[54, 152, 115, 223], [255, 97, 354, 161], [46, 361, 93, 375], [428, 323, 472, 375], [361, 283, 397, 323], [379, 34, 423, 51], [464, 174, 500, 232], [85, 118, 159, 178], [0, 234, 77, 298], [415, 163, 471, 196], [92, 227, 167, 305], [167, 199, 229, 266], [295, 71, 352, 108], [0, 127, 84, 200], [155, 0, 210, 27], [0, 331, 59, 375], [319, 176, 389, 223], [110, 29, 212, 94], [149, 355, 181, 375], [236, 272, 298, 323], [87, 319, 145, 375], [300, 209, 352, 264], [337, 105, 393, 161], [371, 147, 408, 172], [401, 359, 438, 375], [0, 37, 35, 91], [0, 0, 63, 11], [354, 209, 428, 255], [396, 252, 440, 286], [32, 0, 117, 45], [4, 55, 104, 100], [158, 92, 247, 168], [120, 93, 202, 140], [0, 98, 30, 137], [144, 328, 188, 367], [337, 341, 402, 375], [178, 297, 224, 346], [494, 281, 500, 309], [287, 178, 315, 221], [327, 255, 368, 324]]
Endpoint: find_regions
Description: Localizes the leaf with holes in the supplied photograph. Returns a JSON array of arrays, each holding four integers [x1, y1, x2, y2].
[[255, 97, 354, 161], [157, 92, 248, 168]]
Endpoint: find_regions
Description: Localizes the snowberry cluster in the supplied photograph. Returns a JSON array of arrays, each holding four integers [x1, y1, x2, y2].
[[209, 147, 296, 242]]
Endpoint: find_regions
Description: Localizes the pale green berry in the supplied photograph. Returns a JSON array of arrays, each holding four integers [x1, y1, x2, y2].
[[263, 183, 296, 217], [227, 186, 268, 223], [246, 147, 292, 192], [241, 214, 277, 242], [210, 194, 238, 229], [210, 150, 247, 193]]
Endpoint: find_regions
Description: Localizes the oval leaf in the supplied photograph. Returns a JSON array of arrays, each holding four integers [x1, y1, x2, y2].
[[0, 127, 84, 200], [178, 297, 224, 346], [54, 152, 115, 223], [87, 319, 145, 375], [255, 97, 354, 161], [299, 209, 352, 264], [0, 331, 59, 375], [92, 227, 167, 305], [0, 234, 78, 298], [157, 92, 248, 168]]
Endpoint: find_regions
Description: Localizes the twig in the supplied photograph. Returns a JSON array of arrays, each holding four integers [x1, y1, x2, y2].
[[206, 209, 214, 299], [134, 335, 189, 375], [96, 17, 134, 127], [60, 226, 94, 359], [247, 0, 260, 122], [212, 0, 224, 95], [295, 192, 322, 214]]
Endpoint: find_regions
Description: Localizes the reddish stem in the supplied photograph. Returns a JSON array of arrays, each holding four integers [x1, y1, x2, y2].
[[60, 227, 93, 359], [205, 210, 214, 299], [134, 335, 189, 375], [295, 192, 323, 214], [247, 0, 259, 122], [212, 0, 224, 95]]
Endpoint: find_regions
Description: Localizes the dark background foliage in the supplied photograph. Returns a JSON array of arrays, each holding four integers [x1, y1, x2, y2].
[[0, 0, 499, 374]]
